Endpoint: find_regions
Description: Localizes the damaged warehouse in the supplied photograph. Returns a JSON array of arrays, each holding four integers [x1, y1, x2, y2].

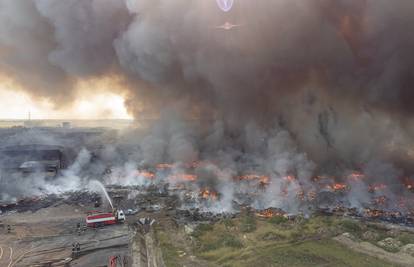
[[0, 144, 67, 177]]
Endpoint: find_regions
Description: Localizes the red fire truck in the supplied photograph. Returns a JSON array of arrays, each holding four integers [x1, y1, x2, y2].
[[86, 209, 125, 228]]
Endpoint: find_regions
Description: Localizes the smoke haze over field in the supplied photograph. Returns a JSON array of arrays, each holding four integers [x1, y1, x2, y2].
[[1, 0, 414, 211]]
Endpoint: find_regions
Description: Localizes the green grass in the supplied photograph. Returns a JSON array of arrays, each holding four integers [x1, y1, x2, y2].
[[198, 238, 393, 267], [192, 223, 214, 238], [269, 216, 288, 225], [157, 231, 182, 267], [259, 231, 286, 241], [223, 218, 235, 228], [191, 215, 395, 267], [237, 239, 393, 267], [339, 219, 363, 235], [193, 223, 244, 252], [156, 215, 397, 267], [240, 213, 257, 233], [398, 233, 414, 245], [199, 233, 244, 251]]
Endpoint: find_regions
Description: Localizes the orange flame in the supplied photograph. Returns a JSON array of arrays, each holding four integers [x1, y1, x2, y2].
[[136, 171, 156, 179], [168, 173, 197, 182], [364, 209, 383, 218], [199, 188, 218, 200], [255, 208, 285, 218], [326, 183, 347, 191], [156, 163, 174, 169], [236, 174, 270, 185]]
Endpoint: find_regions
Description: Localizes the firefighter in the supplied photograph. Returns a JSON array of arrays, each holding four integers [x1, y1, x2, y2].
[[72, 243, 81, 257]]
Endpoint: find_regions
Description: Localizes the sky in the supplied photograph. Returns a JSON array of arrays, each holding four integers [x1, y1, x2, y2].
[[0, 82, 132, 120]]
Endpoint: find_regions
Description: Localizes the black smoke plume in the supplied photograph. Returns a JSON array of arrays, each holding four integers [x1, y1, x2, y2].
[[1, 0, 414, 207]]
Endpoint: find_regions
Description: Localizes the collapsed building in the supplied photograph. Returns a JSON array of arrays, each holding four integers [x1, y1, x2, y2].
[[0, 126, 120, 202], [0, 144, 67, 178]]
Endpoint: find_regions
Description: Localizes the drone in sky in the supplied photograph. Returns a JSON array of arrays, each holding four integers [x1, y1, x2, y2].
[[215, 0, 244, 31], [216, 0, 234, 12], [215, 22, 243, 30]]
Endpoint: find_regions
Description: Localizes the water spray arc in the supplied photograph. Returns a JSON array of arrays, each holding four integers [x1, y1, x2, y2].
[[89, 180, 113, 210]]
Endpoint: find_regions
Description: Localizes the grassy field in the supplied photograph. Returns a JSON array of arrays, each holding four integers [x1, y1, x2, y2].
[[155, 212, 408, 267]]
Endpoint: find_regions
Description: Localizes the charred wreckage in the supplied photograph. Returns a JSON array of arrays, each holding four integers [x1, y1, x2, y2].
[[1, 138, 414, 227]]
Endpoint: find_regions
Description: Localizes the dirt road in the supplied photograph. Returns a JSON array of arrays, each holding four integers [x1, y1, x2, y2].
[[130, 226, 165, 267], [0, 245, 13, 267], [334, 234, 414, 267]]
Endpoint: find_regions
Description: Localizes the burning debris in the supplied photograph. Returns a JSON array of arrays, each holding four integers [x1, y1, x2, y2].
[[326, 183, 348, 192], [255, 208, 286, 219], [2, 140, 414, 228], [199, 188, 218, 200], [235, 174, 270, 187], [136, 171, 156, 180], [168, 174, 198, 183]]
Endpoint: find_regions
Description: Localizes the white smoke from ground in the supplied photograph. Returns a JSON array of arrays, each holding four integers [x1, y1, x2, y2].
[[49, 148, 92, 193], [0, 123, 412, 215], [0, 145, 91, 200]]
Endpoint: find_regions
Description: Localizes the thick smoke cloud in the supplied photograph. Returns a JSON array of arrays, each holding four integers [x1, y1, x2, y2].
[[35, 0, 129, 77], [1, 0, 414, 174], [0, 0, 71, 102]]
